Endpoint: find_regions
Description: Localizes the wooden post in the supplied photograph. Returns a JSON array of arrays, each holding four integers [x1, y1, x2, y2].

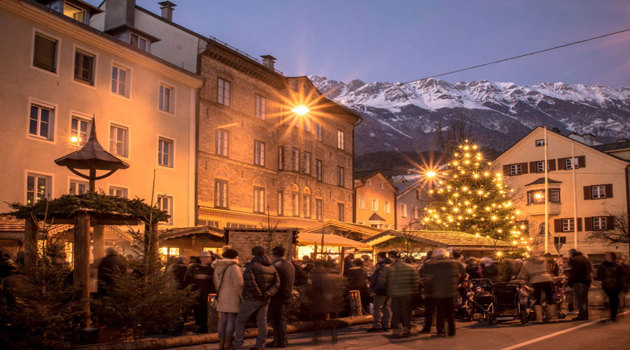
[[24, 216, 38, 267], [144, 221, 159, 274], [92, 225, 105, 262], [73, 211, 91, 328], [339, 247, 346, 275]]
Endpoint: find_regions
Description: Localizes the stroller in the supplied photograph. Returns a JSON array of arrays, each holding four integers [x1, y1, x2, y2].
[[492, 281, 532, 324], [466, 278, 495, 323]]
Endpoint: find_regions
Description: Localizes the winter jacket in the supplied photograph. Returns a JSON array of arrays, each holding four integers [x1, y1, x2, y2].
[[345, 266, 369, 291], [369, 260, 391, 295], [168, 262, 188, 290], [517, 257, 553, 285], [568, 253, 592, 287], [97, 253, 127, 294], [386, 260, 420, 297], [242, 255, 280, 301], [213, 258, 243, 313], [272, 258, 295, 302], [421, 258, 463, 298], [596, 261, 624, 291], [185, 263, 215, 298]]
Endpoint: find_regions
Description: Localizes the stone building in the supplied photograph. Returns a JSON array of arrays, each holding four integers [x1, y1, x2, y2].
[[196, 44, 361, 229], [494, 126, 629, 258], [353, 171, 397, 229]]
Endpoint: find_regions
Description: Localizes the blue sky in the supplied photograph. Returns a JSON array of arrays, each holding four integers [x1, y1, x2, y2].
[[91, 0, 630, 86]]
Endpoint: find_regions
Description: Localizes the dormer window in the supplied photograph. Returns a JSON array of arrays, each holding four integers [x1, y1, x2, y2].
[[130, 33, 149, 52], [64, 2, 88, 23]]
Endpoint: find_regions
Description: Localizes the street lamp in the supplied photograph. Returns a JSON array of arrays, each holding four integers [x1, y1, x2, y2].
[[291, 105, 309, 115]]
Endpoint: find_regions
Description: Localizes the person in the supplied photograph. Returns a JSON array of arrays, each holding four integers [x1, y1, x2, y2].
[[367, 252, 392, 332], [185, 250, 215, 333], [421, 248, 463, 337], [97, 247, 127, 296], [518, 253, 555, 323], [345, 258, 370, 315], [308, 261, 345, 344], [466, 258, 481, 279], [167, 256, 189, 290], [343, 253, 356, 275], [234, 246, 280, 350], [480, 257, 499, 282], [385, 250, 419, 338], [596, 252, 624, 322], [214, 249, 243, 350], [419, 252, 435, 333], [620, 255, 630, 310], [568, 249, 592, 320], [267, 246, 295, 348]]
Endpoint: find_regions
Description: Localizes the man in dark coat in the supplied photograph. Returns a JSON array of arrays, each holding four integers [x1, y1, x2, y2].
[[234, 246, 280, 350], [367, 252, 392, 332], [345, 258, 370, 315], [97, 248, 127, 296], [185, 250, 215, 333], [596, 252, 624, 322], [267, 246, 295, 348], [568, 249, 592, 320]]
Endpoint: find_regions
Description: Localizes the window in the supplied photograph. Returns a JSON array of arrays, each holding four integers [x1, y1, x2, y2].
[[130, 33, 149, 51], [109, 124, 128, 157], [69, 179, 88, 195], [536, 161, 545, 173], [592, 217, 608, 231], [549, 189, 560, 203], [401, 203, 408, 218], [535, 139, 545, 147], [33, 33, 57, 73], [214, 179, 228, 208], [385, 201, 391, 214], [29, 104, 54, 140], [554, 236, 566, 244], [337, 130, 345, 150], [413, 207, 419, 220], [291, 148, 300, 172], [278, 147, 284, 170], [253, 187, 265, 213], [367, 179, 373, 187], [304, 118, 311, 133], [218, 78, 231, 106], [316, 199, 323, 221], [159, 84, 174, 113], [64, 2, 87, 22], [527, 189, 560, 204], [74, 50, 95, 85], [277, 191, 284, 216], [591, 185, 606, 199], [254, 140, 265, 166], [303, 193, 311, 218], [563, 157, 584, 170], [26, 173, 51, 205], [158, 138, 174, 167], [315, 160, 323, 181], [292, 190, 299, 217], [379, 183, 384, 190], [562, 218, 574, 232], [337, 203, 345, 222], [316, 122, 323, 141], [255, 95, 266, 119], [372, 199, 379, 212], [359, 196, 365, 210], [158, 195, 173, 224], [510, 164, 522, 175], [71, 116, 90, 146], [109, 186, 128, 198], [416, 190, 421, 200], [303, 152, 311, 174], [111, 66, 128, 97], [216, 129, 229, 157], [337, 166, 344, 187]]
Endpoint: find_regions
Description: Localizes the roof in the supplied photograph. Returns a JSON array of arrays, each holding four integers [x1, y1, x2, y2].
[[105, 24, 161, 43], [593, 140, 630, 152], [362, 229, 513, 250], [160, 225, 224, 240], [353, 171, 397, 192], [302, 220, 384, 238], [297, 232, 370, 249], [368, 213, 387, 221], [525, 177, 562, 186]]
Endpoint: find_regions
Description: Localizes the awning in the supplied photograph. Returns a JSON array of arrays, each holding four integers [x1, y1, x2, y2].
[[297, 232, 371, 249], [303, 220, 384, 239], [362, 229, 513, 250]]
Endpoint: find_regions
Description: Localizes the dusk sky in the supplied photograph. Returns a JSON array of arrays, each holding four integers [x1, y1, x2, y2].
[[92, 0, 630, 87]]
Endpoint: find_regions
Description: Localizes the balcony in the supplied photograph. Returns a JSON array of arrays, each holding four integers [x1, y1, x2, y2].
[[526, 202, 561, 216]]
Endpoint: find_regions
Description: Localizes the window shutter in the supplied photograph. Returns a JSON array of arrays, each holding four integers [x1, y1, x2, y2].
[[503, 165, 510, 176], [577, 156, 586, 168], [554, 219, 562, 233], [557, 158, 566, 170], [577, 218, 583, 232], [520, 163, 529, 174], [584, 217, 592, 231], [583, 186, 591, 200], [548, 159, 556, 171], [605, 184, 613, 198], [529, 162, 537, 173], [607, 216, 616, 230]]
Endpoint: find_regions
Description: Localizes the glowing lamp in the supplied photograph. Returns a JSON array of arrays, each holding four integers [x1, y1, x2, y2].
[[425, 170, 437, 178], [71, 136, 79, 144], [291, 105, 310, 115]]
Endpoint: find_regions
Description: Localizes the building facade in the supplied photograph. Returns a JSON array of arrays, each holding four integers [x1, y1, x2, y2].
[[494, 127, 630, 258], [0, 0, 201, 238], [353, 172, 397, 229], [393, 176, 430, 230]]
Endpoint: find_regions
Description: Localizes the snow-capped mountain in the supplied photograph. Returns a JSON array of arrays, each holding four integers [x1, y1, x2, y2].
[[309, 76, 630, 155]]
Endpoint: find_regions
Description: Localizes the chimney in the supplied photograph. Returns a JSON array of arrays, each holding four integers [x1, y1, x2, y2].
[[158, 1, 176, 21], [104, 0, 136, 31], [261, 55, 277, 70]]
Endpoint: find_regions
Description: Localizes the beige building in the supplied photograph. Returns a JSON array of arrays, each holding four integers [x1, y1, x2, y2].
[[494, 127, 630, 258], [353, 171, 397, 229], [0, 0, 201, 245], [393, 175, 430, 230]]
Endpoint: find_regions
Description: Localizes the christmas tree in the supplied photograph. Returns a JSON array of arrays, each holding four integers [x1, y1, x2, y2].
[[422, 141, 526, 246]]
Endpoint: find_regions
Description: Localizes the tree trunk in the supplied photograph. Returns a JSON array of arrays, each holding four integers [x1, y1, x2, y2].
[[144, 221, 159, 275], [24, 216, 38, 267]]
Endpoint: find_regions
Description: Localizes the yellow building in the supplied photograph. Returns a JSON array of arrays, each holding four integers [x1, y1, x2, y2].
[[494, 127, 629, 258], [353, 171, 397, 229]]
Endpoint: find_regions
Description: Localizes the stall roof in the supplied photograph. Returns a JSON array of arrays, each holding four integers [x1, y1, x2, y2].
[[160, 225, 224, 240], [362, 229, 513, 250], [298, 232, 371, 249], [303, 220, 384, 238]]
